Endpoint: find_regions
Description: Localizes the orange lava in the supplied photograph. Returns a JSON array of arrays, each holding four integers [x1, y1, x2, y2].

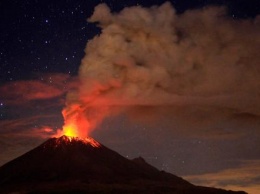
[[55, 135, 101, 148], [63, 123, 79, 137], [57, 92, 109, 139], [59, 105, 91, 138]]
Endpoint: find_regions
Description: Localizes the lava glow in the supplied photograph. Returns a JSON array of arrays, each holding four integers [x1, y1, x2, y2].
[[63, 123, 79, 137], [55, 135, 101, 148], [59, 105, 92, 138]]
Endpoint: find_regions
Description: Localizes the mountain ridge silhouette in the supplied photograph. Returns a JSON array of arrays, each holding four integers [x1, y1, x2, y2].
[[0, 135, 247, 194]]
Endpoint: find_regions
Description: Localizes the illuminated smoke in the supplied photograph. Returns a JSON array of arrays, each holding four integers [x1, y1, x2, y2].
[[62, 2, 260, 137]]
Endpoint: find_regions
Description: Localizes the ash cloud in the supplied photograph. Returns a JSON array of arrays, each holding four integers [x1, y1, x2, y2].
[[64, 2, 260, 134]]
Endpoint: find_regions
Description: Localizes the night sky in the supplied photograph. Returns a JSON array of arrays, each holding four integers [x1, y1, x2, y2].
[[0, 0, 260, 193]]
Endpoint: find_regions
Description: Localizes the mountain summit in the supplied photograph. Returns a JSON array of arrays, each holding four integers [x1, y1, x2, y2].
[[0, 135, 247, 194]]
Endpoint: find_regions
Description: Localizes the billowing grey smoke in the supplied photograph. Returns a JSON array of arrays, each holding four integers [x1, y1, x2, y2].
[[63, 2, 260, 136]]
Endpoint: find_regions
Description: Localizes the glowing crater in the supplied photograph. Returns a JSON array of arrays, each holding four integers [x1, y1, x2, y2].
[[55, 135, 101, 148]]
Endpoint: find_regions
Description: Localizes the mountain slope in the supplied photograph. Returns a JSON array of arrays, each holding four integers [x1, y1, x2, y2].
[[0, 136, 247, 194]]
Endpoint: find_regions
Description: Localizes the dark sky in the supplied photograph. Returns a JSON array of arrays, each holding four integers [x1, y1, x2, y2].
[[0, 0, 260, 193]]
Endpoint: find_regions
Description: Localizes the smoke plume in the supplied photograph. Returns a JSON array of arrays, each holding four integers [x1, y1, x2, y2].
[[62, 2, 260, 137]]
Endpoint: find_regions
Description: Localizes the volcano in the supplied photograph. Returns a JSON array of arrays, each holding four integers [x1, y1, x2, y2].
[[0, 136, 246, 194]]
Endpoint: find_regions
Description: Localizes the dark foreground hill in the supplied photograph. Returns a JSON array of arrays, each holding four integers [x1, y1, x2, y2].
[[0, 136, 247, 194]]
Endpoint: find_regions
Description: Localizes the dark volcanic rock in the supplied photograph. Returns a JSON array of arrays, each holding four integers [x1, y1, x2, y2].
[[0, 136, 247, 194]]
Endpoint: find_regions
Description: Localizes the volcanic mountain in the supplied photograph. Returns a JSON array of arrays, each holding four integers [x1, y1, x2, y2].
[[0, 136, 247, 194]]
